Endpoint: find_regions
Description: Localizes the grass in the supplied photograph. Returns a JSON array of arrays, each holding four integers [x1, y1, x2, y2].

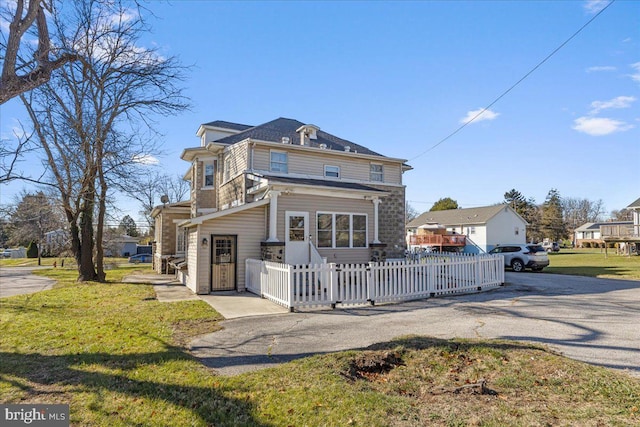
[[1, 267, 639, 426], [544, 248, 640, 280]]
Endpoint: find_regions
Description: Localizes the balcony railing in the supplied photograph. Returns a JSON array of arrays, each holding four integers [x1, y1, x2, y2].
[[409, 234, 466, 246], [600, 224, 639, 239]]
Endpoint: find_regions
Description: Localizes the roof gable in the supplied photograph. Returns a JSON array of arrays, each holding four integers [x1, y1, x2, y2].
[[627, 197, 640, 209], [202, 120, 252, 132], [213, 117, 383, 157], [407, 204, 524, 228]]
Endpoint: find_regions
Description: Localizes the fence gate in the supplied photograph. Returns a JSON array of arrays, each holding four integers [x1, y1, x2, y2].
[[211, 235, 236, 291]]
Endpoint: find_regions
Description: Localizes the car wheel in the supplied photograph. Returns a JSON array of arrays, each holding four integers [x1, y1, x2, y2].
[[511, 259, 525, 272]]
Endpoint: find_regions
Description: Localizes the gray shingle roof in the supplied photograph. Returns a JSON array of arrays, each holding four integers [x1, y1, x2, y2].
[[262, 175, 385, 193], [407, 204, 517, 228], [213, 117, 382, 156], [627, 197, 640, 209], [203, 120, 252, 131], [574, 221, 633, 232]]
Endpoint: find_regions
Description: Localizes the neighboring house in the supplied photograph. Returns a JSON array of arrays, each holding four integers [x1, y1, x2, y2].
[[152, 117, 410, 294], [43, 229, 69, 255], [600, 197, 640, 253], [104, 234, 139, 257], [406, 205, 527, 253], [574, 221, 632, 247]]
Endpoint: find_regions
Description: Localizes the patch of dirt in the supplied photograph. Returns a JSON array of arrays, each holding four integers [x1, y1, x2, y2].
[[342, 350, 404, 381], [173, 318, 222, 347]]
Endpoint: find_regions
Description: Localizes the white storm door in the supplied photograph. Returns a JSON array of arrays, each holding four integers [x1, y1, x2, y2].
[[285, 211, 309, 265]]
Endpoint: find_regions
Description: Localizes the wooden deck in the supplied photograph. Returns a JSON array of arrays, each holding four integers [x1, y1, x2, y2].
[[601, 224, 640, 243], [409, 234, 466, 247]]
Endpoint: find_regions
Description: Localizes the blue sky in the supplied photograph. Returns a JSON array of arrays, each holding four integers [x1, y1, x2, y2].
[[1, 0, 639, 223]]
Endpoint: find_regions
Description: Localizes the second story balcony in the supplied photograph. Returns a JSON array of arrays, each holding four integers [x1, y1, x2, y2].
[[409, 234, 467, 247]]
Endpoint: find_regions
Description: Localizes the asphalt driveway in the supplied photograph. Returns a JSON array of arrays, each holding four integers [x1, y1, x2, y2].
[[0, 267, 56, 297], [190, 272, 640, 377]]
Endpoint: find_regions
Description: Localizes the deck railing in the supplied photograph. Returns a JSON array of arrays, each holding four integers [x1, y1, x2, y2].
[[246, 253, 504, 310], [409, 234, 466, 246], [600, 224, 638, 239]]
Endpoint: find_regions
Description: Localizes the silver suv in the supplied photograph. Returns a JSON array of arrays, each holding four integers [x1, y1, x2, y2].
[[488, 244, 549, 272]]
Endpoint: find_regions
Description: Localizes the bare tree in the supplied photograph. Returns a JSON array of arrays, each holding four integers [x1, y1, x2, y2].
[[405, 201, 419, 224], [21, 0, 188, 281], [0, 0, 77, 104], [562, 197, 605, 235], [122, 172, 189, 230]]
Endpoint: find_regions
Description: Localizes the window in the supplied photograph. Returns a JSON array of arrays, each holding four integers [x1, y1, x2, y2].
[[203, 160, 215, 187], [324, 165, 340, 178], [468, 227, 476, 235], [370, 164, 383, 182], [514, 227, 520, 236], [224, 158, 231, 182], [176, 226, 188, 253], [316, 213, 367, 248], [270, 151, 288, 173]]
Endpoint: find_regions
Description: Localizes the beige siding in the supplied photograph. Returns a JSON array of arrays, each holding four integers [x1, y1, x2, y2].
[[185, 229, 200, 293], [197, 205, 267, 292], [252, 145, 402, 185], [224, 142, 249, 181], [152, 210, 190, 273], [277, 194, 375, 264]]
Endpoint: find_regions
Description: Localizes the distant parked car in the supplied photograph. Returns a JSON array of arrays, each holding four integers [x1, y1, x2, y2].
[[541, 241, 560, 252], [2, 249, 12, 258], [128, 253, 152, 263], [488, 244, 549, 272]]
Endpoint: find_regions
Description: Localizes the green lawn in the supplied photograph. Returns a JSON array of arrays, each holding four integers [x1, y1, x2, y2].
[[1, 267, 639, 426], [544, 248, 640, 280]]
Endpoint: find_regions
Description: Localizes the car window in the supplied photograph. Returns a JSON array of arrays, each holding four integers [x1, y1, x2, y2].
[[503, 246, 519, 253], [527, 245, 545, 253], [489, 248, 501, 254]]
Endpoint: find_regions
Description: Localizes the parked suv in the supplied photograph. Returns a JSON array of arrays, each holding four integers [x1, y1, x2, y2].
[[488, 244, 549, 272], [541, 241, 560, 252]]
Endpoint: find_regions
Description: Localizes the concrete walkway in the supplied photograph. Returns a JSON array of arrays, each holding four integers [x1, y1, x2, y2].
[[123, 273, 289, 319]]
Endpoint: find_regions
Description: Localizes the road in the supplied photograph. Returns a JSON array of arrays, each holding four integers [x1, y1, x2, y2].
[[0, 267, 56, 297], [190, 272, 640, 377]]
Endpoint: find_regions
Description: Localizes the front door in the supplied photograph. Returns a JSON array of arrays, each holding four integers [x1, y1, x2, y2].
[[211, 235, 236, 291], [285, 211, 309, 265]]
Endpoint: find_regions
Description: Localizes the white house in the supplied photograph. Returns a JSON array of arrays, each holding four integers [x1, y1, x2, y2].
[[407, 204, 527, 253]]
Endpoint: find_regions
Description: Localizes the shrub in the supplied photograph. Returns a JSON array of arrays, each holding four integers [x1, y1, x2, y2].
[[26, 241, 38, 258], [583, 242, 591, 248]]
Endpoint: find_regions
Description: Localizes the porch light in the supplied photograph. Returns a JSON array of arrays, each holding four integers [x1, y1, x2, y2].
[[202, 237, 208, 247]]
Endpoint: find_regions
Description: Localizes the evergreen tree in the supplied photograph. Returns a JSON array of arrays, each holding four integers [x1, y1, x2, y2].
[[119, 215, 139, 237], [540, 189, 566, 241], [503, 189, 542, 242]]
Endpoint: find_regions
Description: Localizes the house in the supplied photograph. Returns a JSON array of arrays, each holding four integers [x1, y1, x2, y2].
[[600, 197, 640, 254], [574, 221, 632, 248], [152, 118, 411, 294], [103, 234, 139, 257], [406, 204, 527, 253]]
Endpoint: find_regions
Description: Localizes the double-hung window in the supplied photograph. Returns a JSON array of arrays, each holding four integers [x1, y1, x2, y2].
[[324, 165, 340, 178], [370, 163, 383, 182], [176, 226, 188, 254], [317, 213, 367, 248], [203, 160, 216, 187], [270, 151, 288, 173]]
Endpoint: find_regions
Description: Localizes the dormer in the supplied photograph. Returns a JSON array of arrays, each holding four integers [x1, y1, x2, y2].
[[196, 120, 252, 147], [295, 124, 320, 146]]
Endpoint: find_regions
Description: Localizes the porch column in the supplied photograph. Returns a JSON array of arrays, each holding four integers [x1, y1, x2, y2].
[[267, 190, 280, 242], [372, 198, 381, 244]]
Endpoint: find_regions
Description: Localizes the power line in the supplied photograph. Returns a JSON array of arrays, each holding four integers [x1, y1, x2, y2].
[[409, 0, 616, 161]]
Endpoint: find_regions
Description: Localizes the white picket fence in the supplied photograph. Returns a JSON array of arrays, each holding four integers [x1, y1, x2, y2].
[[246, 253, 504, 310]]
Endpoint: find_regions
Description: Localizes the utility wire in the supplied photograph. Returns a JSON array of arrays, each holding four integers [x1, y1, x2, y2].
[[409, 0, 616, 161]]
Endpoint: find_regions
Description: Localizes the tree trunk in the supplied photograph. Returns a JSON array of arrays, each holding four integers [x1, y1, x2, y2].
[[78, 187, 97, 282]]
